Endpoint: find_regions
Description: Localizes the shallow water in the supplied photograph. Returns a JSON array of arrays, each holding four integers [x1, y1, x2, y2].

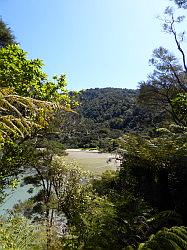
[[0, 176, 40, 215]]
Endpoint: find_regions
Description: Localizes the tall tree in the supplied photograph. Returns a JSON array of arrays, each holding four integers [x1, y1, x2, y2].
[[0, 18, 16, 48], [162, 7, 187, 76], [139, 8, 187, 125], [172, 0, 187, 8]]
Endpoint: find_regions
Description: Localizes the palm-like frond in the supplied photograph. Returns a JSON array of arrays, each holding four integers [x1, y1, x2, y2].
[[0, 87, 58, 147], [147, 210, 183, 230], [139, 226, 187, 249]]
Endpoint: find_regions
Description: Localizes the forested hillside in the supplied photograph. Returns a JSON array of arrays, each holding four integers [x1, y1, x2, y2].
[[61, 87, 164, 149]]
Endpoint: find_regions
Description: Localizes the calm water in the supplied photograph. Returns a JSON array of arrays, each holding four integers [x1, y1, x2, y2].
[[0, 174, 40, 215]]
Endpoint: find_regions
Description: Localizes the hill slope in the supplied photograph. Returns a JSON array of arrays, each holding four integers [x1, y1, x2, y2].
[[60, 87, 160, 149]]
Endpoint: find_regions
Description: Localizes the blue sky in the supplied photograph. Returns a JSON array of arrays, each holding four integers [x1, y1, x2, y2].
[[1, 0, 186, 90]]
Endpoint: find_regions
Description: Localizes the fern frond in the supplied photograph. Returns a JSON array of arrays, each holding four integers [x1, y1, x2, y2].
[[1, 117, 25, 137], [170, 227, 187, 242], [1, 98, 22, 116], [157, 235, 183, 249], [138, 226, 187, 250], [158, 230, 187, 249], [147, 210, 183, 229], [0, 87, 61, 147]]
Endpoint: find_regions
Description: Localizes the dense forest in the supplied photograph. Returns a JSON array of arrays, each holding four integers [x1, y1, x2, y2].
[[0, 1, 187, 249], [60, 87, 165, 149]]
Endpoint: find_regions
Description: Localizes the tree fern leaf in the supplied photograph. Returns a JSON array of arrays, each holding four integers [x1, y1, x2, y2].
[[138, 226, 187, 250], [159, 231, 187, 249], [0, 120, 18, 136], [170, 227, 187, 242], [157, 235, 183, 249], [1, 98, 22, 117], [1, 118, 24, 138], [0, 87, 64, 146]]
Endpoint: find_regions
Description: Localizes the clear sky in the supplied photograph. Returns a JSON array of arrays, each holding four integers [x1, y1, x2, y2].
[[0, 0, 186, 90]]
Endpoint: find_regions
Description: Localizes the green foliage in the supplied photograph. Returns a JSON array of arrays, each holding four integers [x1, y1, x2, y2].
[[138, 46, 186, 125], [92, 171, 152, 249], [0, 18, 16, 48], [139, 226, 187, 249], [139, 7, 187, 126], [0, 45, 46, 97], [147, 210, 183, 232], [0, 216, 46, 249], [61, 88, 160, 149], [118, 127, 187, 223], [12, 139, 90, 234], [0, 43, 76, 214], [120, 127, 187, 167], [64, 194, 120, 250], [0, 44, 77, 148], [172, 93, 187, 125], [0, 87, 57, 148], [92, 170, 118, 196], [78, 88, 137, 124], [0, 44, 73, 104]]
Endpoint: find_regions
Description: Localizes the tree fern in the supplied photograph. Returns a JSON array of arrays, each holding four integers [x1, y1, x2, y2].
[[147, 210, 183, 230], [0, 87, 58, 148], [139, 226, 187, 249]]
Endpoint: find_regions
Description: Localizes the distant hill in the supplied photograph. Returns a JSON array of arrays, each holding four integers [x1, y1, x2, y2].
[[78, 88, 137, 127], [60, 87, 162, 149]]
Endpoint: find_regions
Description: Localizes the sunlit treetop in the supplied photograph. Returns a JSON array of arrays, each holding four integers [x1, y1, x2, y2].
[[0, 44, 74, 103]]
